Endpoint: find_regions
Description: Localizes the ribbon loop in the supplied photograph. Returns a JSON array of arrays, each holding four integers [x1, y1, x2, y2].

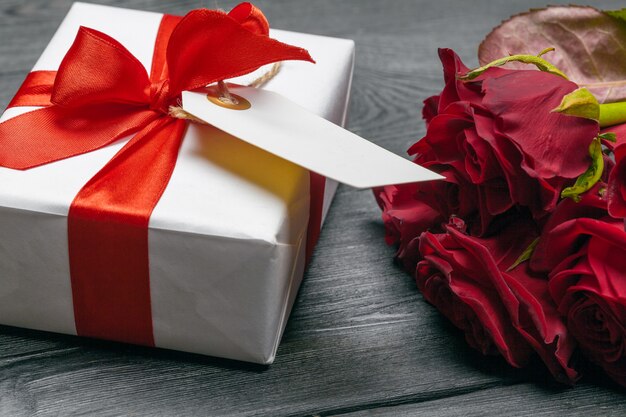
[[165, 8, 314, 96], [228, 2, 270, 36], [1, 5, 315, 171], [52, 27, 151, 108]]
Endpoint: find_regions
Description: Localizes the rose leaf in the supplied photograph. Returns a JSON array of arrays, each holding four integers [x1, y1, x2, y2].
[[605, 9, 626, 24], [478, 6, 626, 104], [599, 132, 617, 143], [561, 136, 604, 202], [506, 237, 539, 272]]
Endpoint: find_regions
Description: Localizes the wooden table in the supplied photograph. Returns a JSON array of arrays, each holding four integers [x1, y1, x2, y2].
[[0, 0, 624, 415]]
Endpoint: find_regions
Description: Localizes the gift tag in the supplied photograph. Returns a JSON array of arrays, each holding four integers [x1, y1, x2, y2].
[[182, 84, 443, 189]]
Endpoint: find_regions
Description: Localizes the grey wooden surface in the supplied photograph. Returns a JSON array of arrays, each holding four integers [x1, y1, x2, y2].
[[0, 0, 624, 415]]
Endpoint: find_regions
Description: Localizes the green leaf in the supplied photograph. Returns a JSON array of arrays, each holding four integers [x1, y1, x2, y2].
[[478, 6, 626, 103], [561, 136, 604, 202], [552, 87, 599, 121], [506, 237, 540, 272], [599, 132, 617, 143], [459, 51, 568, 81], [605, 9, 626, 23]]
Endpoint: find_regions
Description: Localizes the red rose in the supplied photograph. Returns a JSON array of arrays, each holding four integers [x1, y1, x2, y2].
[[608, 125, 626, 218], [374, 173, 474, 271], [411, 48, 598, 234], [545, 215, 626, 387], [374, 183, 444, 271], [416, 217, 578, 384], [531, 183, 609, 273]]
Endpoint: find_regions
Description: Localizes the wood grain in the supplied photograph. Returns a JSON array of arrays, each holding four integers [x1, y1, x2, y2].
[[0, 0, 624, 416]]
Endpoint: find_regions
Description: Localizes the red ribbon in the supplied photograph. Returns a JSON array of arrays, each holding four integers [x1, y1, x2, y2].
[[0, 3, 325, 346]]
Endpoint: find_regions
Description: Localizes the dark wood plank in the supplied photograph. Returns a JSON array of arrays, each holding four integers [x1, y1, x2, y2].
[[0, 0, 624, 416], [334, 381, 626, 416]]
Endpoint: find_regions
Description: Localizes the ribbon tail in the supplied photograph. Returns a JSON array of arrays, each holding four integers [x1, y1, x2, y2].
[[0, 104, 158, 169], [68, 117, 187, 346]]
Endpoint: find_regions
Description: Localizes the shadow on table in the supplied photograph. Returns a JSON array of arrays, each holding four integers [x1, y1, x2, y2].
[[0, 324, 270, 373], [411, 289, 625, 393], [364, 219, 624, 393]]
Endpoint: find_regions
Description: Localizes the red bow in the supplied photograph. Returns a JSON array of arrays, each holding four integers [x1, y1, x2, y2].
[[1, 3, 312, 169], [0, 3, 314, 346]]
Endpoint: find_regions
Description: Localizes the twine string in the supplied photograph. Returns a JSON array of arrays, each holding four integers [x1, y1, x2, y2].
[[169, 62, 282, 122]]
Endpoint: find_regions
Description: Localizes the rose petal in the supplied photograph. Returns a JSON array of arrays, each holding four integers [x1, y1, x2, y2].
[[481, 70, 598, 179], [416, 217, 578, 382]]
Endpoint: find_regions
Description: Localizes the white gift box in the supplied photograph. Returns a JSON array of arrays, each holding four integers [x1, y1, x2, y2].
[[0, 2, 354, 364]]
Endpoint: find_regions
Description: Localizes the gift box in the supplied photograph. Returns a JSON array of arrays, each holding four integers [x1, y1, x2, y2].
[[0, 2, 355, 364]]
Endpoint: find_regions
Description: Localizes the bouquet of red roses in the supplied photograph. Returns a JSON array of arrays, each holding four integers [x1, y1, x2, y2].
[[375, 6, 626, 386]]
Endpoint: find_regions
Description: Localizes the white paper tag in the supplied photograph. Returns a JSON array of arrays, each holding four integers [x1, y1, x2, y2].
[[182, 84, 443, 188]]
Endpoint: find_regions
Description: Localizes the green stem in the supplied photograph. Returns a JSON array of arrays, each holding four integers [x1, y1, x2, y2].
[[459, 52, 568, 81], [599, 101, 626, 127]]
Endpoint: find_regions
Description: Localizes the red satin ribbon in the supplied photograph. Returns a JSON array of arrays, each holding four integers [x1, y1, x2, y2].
[[306, 173, 326, 263], [7, 71, 56, 108], [0, 3, 325, 346]]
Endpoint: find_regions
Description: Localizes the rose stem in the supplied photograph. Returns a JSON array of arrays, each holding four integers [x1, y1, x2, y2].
[[599, 102, 626, 128]]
